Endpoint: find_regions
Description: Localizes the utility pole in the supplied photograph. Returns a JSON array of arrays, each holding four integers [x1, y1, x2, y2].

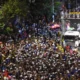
[[52, 0, 54, 13], [60, 10, 65, 46], [52, 0, 54, 22]]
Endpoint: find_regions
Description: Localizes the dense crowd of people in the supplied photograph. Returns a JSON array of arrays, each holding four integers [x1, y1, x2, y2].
[[0, 15, 80, 80], [0, 1, 80, 80], [0, 35, 80, 80]]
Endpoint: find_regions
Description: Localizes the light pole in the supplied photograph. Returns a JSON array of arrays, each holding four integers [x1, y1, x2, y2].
[[52, 0, 54, 13], [60, 10, 65, 46], [52, 0, 55, 22], [60, 10, 65, 35]]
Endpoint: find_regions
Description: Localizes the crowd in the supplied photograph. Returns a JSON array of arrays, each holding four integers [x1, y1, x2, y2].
[[0, 1, 80, 80], [0, 15, 80, 80], [0, 35, 80, 80]]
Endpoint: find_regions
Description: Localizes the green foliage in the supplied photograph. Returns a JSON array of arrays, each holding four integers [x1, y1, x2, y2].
[[29, 0, 61, 20], [5, 26, 13, 35], [0, 9, 4, 23], [1, 0, 61, 22], [0, 9, 3, 19], [54, 1, 61, 12], [29, 0, 52, 20], [6, 27, 13, 32], [0, 9, 5, 30], [0, 22, 5, 28], [2, 0, 28, 20]]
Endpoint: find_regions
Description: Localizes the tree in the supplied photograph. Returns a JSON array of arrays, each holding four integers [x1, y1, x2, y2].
[[27, 0, 53, 22], [1, 0, 29, 21], [54, 1, 61, 12], [0, 8, 5, 33], [28, 0, 61, 22], [0, 0, 29, 35]]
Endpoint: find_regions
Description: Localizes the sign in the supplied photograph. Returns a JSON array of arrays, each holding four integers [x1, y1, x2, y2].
[[69, 12, 80, 14]]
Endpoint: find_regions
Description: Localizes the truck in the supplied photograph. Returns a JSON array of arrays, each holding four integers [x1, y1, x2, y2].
[[63, 31, 80, 49]]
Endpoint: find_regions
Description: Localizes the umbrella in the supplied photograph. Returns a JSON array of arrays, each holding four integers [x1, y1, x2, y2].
[[50, 24, 60, 29]]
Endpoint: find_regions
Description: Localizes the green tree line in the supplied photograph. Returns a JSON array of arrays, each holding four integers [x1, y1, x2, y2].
[[0, 0, 61, 35]]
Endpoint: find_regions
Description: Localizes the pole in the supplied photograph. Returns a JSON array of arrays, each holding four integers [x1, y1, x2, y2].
[[52, 0, 54, 14], [60, 10, 65, 35], [61, 18, 65, 34], [52, 0, 54, 22], [60, 10, 65, 46]]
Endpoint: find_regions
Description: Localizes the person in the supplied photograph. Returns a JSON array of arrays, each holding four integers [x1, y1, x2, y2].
[[0, 31, 80, 79]]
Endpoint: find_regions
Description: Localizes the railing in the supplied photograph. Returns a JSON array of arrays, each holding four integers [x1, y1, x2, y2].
[[61, 12, 80, 19], [67, 14, 80, 19]]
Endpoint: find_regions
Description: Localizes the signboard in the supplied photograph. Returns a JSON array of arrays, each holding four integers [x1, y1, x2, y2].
[[69, 12, 80, 14]]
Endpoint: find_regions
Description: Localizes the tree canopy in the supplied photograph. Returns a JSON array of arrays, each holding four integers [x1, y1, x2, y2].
[[0, 0, 62, 35], [1, 0, 28, 20], [0, 0, 61, 21]]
